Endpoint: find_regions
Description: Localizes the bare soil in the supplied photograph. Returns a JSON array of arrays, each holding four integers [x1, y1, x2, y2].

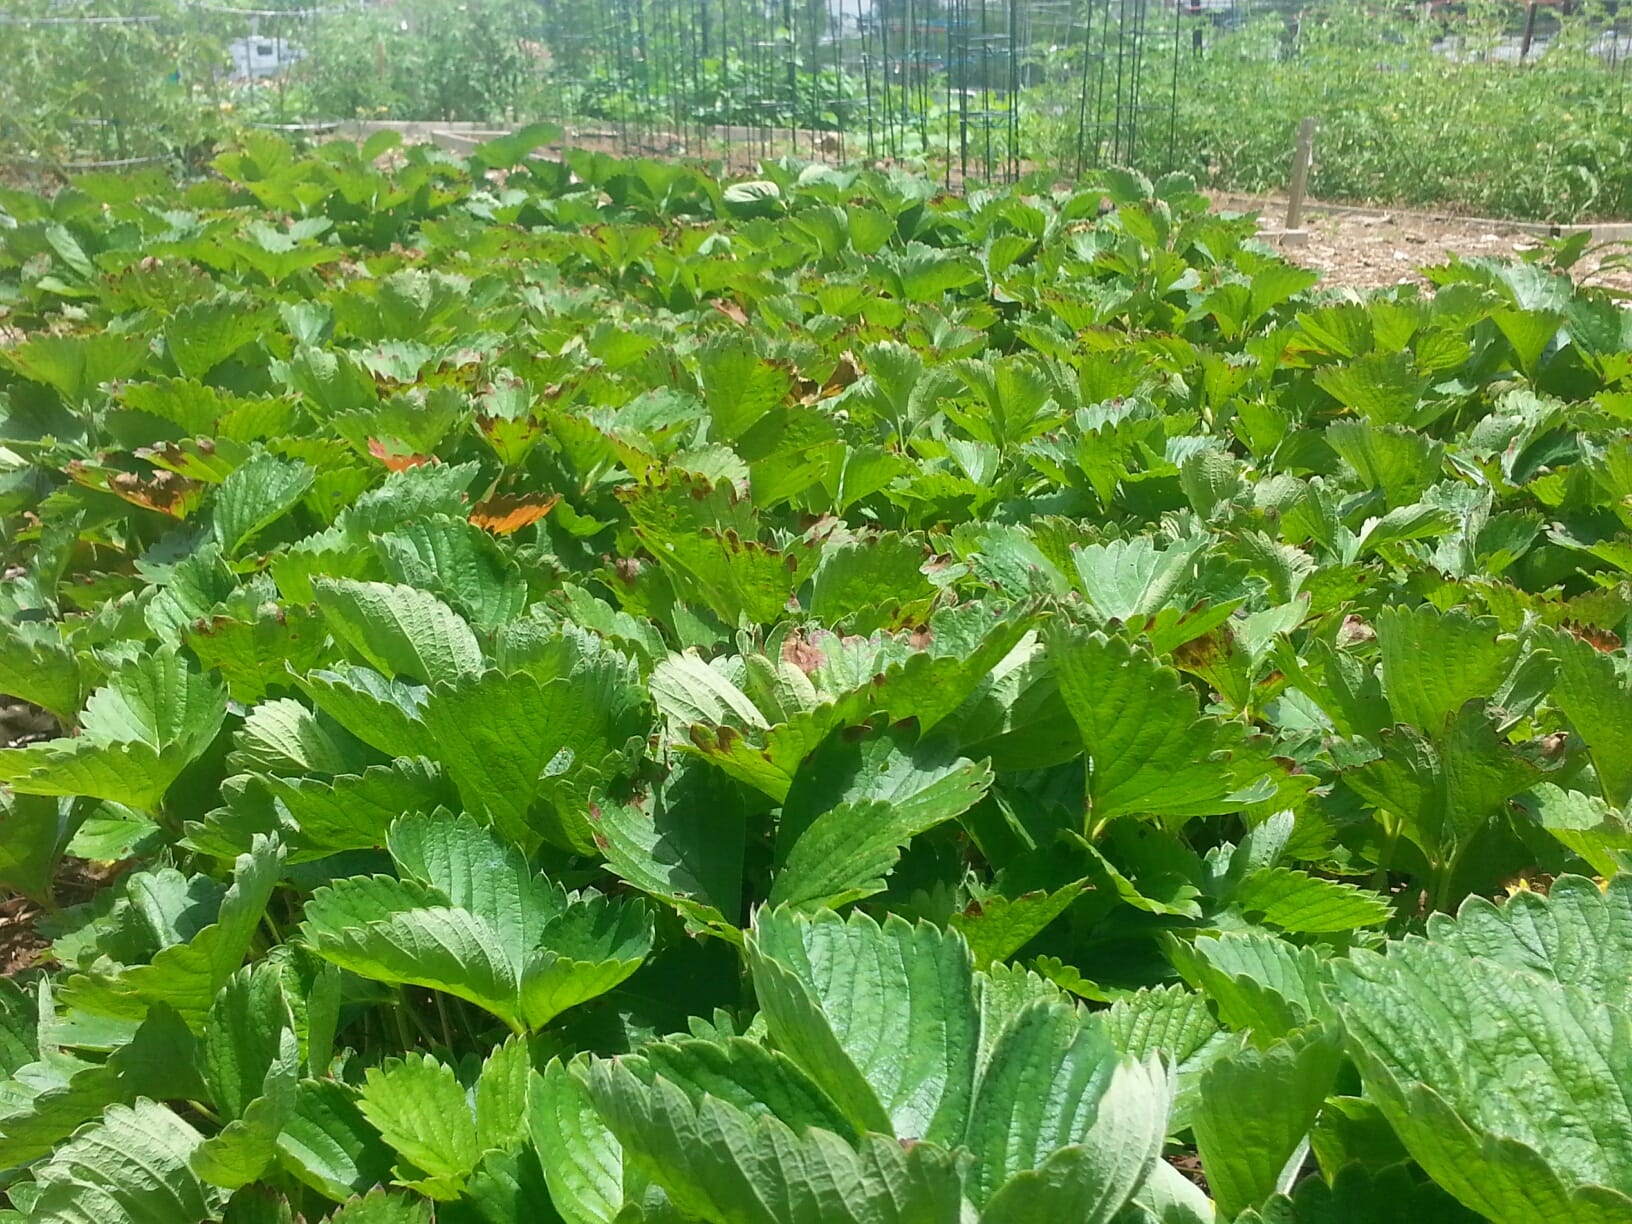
[[0, 894, 47, 978], [0, 700, 85, 978], [1213, 190, 1632, 294], [0, 859, 132, 979]]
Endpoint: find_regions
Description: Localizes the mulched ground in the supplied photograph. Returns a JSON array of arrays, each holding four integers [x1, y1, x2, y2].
[[1167, 1151, 1211, 1193], [0, 857, 130, 979], [0, 894, 47, 977], [0, 699, 79, 978]]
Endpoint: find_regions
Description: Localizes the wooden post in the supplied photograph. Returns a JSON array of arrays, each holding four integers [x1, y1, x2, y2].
[[1520, 2, 1539, 61], [1285, 116, 1316, 231]]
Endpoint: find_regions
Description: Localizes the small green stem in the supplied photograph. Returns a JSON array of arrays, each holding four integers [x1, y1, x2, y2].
[[434, 991, 457, 1054], [1436, 855, 1462, 913], [1430, 845, 1465, 915], [261, 905, 285, 948], [1371, 816, 1401, 894], [391, 992, 419, 1051], [149, 800, 183, 841]]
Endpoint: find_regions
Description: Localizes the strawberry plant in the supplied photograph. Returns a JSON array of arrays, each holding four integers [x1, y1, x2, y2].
[[2, 137, 1632, 1223]]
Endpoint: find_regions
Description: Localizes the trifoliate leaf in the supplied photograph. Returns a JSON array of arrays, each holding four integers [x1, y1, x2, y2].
[[275, 1079, 397, 1202], [595, 759, 748, 934], [201, 964, 297, 1122], [0, 649, 228, 811], [1104, 984, 1238, 1132], [527, 1059, 625, 1224], [771, 725, 991, 911], [586, 1065, 966, 1224], [1167, 930, 1334, 1042], [165, 294, 273, 380], [421, 667, 649, 854], [192, 1028, 301, 1190], [1333, 930, 1632, 1223], [949, 879, 1087, 967], [1376, 605, 1520, 733], [978, 1053, 1171, 1222], [1545, 628, 1632, 807], [62, 835, 284, 1028], [301, 814, 650, 1033], [1232, 867, 1393, 933], [374, 515, 528, 632], [0, 793, 82, 905]]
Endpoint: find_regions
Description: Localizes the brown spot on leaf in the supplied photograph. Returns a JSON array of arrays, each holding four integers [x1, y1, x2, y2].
[[710, 299, 749, 326], [1338, 613, 1375, 646], [1564, 621, 1622, 652], [827, 352, 860, 392], [780, 633, 824, 675], [1172, 626, 1228, 672], [69, 462, 202, 517]]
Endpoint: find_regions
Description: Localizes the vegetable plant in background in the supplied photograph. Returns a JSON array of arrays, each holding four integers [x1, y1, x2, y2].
[[286, 0, 544, 127], [3, 135, 1632, 1223], [1140, 0, 1632, 222], [0, 0, 224, 171]]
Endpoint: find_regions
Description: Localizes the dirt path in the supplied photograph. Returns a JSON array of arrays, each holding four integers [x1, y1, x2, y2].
[[1214, 190, 1632, 294]]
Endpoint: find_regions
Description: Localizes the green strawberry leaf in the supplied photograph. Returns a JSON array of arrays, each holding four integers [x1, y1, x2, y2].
[[312, 580, 484, 687]]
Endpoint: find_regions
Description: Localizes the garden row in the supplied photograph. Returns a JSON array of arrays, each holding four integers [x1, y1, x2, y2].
[[1, 133, 1632, 1222]]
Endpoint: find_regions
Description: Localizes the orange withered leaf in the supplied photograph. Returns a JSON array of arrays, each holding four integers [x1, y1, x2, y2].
[[470, 492, 560, 534], [367, 438, 432, 472]]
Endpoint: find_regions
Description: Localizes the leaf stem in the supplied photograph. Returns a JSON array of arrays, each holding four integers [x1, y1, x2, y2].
[[261, 905, 285, 948], [1431, 844, 1465, 915], [434, 991, 457, 1053], [1371, 816, 1400, 895], [391, 991, 420, 1051]]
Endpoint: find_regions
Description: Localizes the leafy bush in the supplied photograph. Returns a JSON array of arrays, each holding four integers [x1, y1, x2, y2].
[[285, 0, 545, 125], [0, 0, 222, 168], [1162, 0, 1632, 220]]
